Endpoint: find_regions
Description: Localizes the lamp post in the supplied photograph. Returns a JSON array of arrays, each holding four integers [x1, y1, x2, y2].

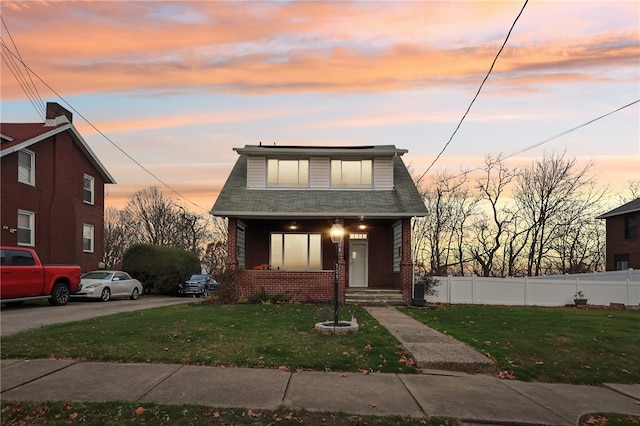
[[330, 220, 344, 327]]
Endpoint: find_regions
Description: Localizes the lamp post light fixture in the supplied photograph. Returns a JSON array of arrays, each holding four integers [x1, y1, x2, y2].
[[330, 220, 344, 327]]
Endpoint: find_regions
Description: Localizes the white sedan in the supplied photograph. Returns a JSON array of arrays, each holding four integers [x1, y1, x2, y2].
[[75, 271, 143, 302]]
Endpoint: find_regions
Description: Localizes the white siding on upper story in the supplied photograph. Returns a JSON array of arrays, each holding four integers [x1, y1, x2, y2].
[[247, 156, 266, 189], [373, 157, 394, 189], [309, 157, 330, 189]]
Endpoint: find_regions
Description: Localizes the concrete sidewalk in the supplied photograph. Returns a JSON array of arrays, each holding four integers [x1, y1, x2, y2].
[[1, 306, 639, 425], [2, 358, 639, 425]]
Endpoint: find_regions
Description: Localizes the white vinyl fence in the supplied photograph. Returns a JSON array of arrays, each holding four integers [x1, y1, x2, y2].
[[425, 272, 640, 307]]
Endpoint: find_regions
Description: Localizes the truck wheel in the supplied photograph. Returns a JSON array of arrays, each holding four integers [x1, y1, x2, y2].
[[49, 283, 70, 306], [130, 288, 139, 300], [101, 288, 111, 302]]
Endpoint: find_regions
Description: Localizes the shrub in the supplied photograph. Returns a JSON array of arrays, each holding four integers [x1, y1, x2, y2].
[[122, 244, 200, 295], [212, 268, 242, 303]]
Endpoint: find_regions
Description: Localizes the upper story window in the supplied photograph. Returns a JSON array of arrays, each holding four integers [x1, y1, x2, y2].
[[267, 159, 308, 186], [83, 174, 95, 204], [624, 215, 636, 240], [17, 210, 35, 246], [331, 159, 372, 186], [18, 149, 35, 185]]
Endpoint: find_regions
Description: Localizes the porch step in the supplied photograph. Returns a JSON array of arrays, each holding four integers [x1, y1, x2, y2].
[[345, 289, 405, 306]]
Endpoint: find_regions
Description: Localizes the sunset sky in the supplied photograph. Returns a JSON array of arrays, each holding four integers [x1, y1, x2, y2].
[[1, 0, 638, 214]]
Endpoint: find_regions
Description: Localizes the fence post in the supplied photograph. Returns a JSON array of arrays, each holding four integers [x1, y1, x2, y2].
[[472, 274, 476, 304], [447, 274, 452, 303], [524, 276, 528, 306], [627, 279, 631, 305]]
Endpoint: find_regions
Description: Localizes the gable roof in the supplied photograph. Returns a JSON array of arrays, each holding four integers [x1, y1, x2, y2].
[[596, 197, 640, 219], [211, 146, 427, 219], [0, 117, 115, 184]]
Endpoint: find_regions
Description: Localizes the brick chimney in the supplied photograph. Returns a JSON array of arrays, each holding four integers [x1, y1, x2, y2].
[[46, 102, 73, 123]]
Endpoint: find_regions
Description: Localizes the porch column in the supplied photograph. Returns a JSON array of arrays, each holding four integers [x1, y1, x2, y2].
[[226, 217, 239, 270], [400, 217, 414, 303]]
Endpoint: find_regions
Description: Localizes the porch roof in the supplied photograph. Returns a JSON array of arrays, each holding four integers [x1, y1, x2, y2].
[[211, 155, 428, 219]]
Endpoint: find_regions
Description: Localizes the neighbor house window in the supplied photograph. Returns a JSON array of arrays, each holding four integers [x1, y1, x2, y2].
[[17, 210, 35, 246], [83, 224, 94, 253], [83, 174, 95, 204], [624, 216, 636, 240], [614, 254, 629, 271], [267, 159, 309, 186], [331, 159, 372, 186], [18, 149, 35, 185], [270, 233, 321, 270]]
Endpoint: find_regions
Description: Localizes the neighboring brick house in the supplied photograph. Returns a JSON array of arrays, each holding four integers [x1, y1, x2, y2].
[[0, 102, 115, 272], [210, 145, 428, 303], [597, 198, 640, 271]]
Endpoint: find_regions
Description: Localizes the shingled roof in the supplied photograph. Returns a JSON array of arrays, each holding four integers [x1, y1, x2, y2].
[[597, 197, 640, 219], [211, 150, 427, 219]]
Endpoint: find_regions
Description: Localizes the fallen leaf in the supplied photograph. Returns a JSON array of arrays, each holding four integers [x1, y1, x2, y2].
[[278, 365, 289, 372], [212, 411, 221, 417], [534, 361, 544, 365], [364, 344, 372, 350], [247, 409, 261, 418], [342, 351, 349, 355], [69, 412, 78, 420], [135, 406, 146, 416], [360, 369, 370, 375], [369, 403, 377, 408]]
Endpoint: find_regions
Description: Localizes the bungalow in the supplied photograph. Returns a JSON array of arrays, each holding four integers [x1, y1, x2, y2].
[[210, 145, 428, 304], [597, 197, 640, 271]]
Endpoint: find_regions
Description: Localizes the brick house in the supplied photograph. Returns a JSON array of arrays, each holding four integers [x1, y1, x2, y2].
[[0, 102, 115, 272], [597, 198, 640, 271], [210, 145, 427, 303]]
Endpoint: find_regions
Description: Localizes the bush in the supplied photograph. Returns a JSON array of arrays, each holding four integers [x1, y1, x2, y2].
[[122, 244, 200, 295], [212, 268, 241, 303]]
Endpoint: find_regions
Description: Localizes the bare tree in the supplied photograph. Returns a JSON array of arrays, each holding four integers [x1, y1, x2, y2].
[[514, 151, 603, 276], [103, 207, 130, 268], [412, 170, 477, 275], [468, 155, 516, 277]]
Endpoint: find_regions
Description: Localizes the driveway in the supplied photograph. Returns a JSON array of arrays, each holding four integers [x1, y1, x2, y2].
[[0, 296, 192, 337]]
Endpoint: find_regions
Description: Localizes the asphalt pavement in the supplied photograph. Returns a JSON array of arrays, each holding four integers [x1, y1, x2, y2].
[[2, 305, 639, 425]]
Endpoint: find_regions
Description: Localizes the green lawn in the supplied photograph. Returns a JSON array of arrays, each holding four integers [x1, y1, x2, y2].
[[403, 305, 640, 384], [2, 302, 638, 384], [1, 304, 417, 374]]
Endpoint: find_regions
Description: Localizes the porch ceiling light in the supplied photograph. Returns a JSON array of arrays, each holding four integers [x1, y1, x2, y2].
[[330, 221, 344, 244]]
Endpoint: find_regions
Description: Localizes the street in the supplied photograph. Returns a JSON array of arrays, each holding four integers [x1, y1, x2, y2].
[[0, 296, 192, 336]]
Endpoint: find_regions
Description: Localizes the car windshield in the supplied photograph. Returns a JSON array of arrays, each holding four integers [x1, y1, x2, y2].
[[189, 274, 208, 280], [82, 272, 113, 280]]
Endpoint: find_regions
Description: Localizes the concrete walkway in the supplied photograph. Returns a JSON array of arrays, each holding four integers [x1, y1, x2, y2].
[[2, 306, 639, 425]]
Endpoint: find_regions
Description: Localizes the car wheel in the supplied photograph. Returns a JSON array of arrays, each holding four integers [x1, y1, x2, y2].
[[101, 288, 111, 302], [49, 283, 70, 306], [130, 288, 139, 300]]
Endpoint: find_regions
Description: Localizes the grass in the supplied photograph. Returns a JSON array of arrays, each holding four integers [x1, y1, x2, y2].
[[0, 303, 417, 374], [0, 401, 460, 426], [403, 305, 640, 384]]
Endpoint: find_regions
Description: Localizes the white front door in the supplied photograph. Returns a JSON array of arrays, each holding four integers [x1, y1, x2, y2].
[[349, 241, 368, 287]]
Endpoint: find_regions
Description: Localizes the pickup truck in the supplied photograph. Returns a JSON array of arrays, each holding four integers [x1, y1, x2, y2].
[[0, 246, 81, 306]]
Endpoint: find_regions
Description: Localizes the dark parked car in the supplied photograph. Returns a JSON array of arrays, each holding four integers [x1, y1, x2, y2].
[[178, 274, 217, 297]]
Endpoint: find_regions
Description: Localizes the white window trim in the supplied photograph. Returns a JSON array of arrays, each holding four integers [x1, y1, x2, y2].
[[83, 174, 95, 205], [18, 149, 35, 186], [270, 232, 321, 270], [266, 158, 309, 187], [83, 224, 95, 253], [17, 210, 35, 246], [330, 159, 373, 187]]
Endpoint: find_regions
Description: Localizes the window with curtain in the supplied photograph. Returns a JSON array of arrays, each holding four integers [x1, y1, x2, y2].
[[270, 233, 321, 270]]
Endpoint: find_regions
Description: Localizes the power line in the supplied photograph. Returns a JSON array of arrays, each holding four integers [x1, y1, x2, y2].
[[423, 99, 640, 183], [1, 44, 209, 213], [503, 99, 640, 160], [418, 0, 529, 182]]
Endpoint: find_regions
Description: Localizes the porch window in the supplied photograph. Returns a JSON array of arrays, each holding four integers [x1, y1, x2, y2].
[[270, 233, 321, 270], [267, 159, 309, 186], [331, 159, 372, 186]]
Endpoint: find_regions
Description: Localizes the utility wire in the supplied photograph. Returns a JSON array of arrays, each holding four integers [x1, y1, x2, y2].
[[502, 99, 640, 160], [0, 17, 46, 119], [417, 0, 528, 182], [424, 99, 640, 183], [1, 45, 209, 213]]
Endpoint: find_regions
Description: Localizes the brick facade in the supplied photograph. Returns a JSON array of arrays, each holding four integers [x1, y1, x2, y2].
[[604, 213, 639, 271]]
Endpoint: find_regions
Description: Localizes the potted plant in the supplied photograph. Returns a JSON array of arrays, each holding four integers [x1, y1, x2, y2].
[[574, 290, 587, 306]]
